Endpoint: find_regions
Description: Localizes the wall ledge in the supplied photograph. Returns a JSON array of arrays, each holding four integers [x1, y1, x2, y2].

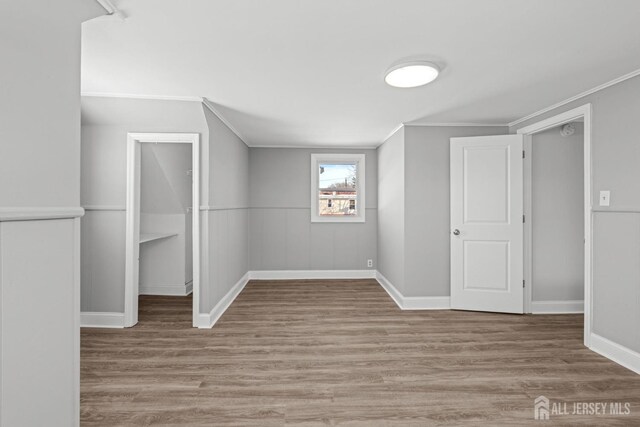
[[0, 207, 84, 222]]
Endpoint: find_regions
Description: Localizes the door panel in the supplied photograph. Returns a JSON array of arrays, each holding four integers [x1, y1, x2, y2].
[[463, 146, 510, 223], [464, 240, 510, 291], [451, 135, 524, 314]]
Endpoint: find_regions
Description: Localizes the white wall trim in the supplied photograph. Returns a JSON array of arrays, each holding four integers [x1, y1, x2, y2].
[[375, 272, 451, 310], [375, 271, 404, 309], [201, 97, 250, 147], [247, 144, 380, 149], [509, 68, 640, 128], [404, 122, 508, 127], [199, 205, 250, 211], [94, 0, 126, 20], [531, 300, 584, 314], [310, 153, 366, 223], [80, 312, 125, 328], [250, 270, 376, 280], [139, 282, 193, 296], [81, 92, 202, 103], [516, 103, 593, 347], [590, 333, 640, 375], [402, 295, 451, 310], [125, 132, 201, 328], [0, 207, 85, 222], [72, 217, 81, 426], [381, 123, 405, 145], [83, 205, 126, 211], [197, 272, 250, 329]]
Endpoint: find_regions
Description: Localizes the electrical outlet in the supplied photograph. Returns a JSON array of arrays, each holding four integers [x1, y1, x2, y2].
[[367, 259, 373, 268]]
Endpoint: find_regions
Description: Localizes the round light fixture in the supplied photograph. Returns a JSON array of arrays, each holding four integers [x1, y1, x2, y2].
[[385, 61, 440, 88]]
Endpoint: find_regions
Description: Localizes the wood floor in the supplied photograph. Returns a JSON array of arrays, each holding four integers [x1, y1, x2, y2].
[[81, 280, 640, 426]]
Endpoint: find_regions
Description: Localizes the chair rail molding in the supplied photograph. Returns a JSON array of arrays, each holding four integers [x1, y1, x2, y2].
[[0, 207, 84, 222]]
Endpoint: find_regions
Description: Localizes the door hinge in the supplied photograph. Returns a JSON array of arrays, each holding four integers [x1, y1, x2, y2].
[[522, 150, 525, 159], [523, 279, 525, 288], [523, 215, 525, 223]]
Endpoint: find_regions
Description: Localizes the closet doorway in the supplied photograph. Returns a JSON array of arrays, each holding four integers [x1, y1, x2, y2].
[[124, 133, 200, 328]]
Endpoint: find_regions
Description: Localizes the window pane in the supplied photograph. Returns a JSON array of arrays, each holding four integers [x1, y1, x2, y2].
[[318, 163, 357, 216]]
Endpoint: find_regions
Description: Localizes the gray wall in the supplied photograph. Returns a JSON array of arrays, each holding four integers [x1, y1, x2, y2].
[[377, 125, 508, 297], [403, 125, 509, 297], [377, 127, 405, 291], [80, 97, 208, 312], [511, 74, 640, 353], [201, 108, 249, 314], [0, 1, 103, 425], [531, 124, 584, 302], [81, 98, 251, 318], [249, 148, 377, 271], [0, 2, 99, 207]]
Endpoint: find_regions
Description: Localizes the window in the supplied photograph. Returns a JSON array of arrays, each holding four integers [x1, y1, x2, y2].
[[311, 153, 365, 222]]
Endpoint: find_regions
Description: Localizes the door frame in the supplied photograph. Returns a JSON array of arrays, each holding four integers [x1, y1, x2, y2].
[[516, 104, 592, 347], [124, 132, 200, 328]]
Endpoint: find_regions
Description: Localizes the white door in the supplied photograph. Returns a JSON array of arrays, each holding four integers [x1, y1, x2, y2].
[[450, 135, 524, 314]]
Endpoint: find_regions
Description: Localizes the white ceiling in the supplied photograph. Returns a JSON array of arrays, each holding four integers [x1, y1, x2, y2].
[[82, 0, 640, 147]]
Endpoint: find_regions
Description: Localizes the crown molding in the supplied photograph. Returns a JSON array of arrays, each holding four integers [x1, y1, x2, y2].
[[404, 122, 508, 127], [94, 0, 126, 20], [381, 123, 405, 144], [379, 121, 508, 147], [509, 67, 640, 128], [201, 98, 250, 147], [248, 144, 379, 149], [81, 92, 203, 103]]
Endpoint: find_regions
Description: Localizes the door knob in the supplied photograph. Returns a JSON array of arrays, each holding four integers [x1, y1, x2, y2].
[[452, 229, 460, 236]]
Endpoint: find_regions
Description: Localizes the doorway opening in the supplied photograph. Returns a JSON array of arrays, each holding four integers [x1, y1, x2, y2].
[[517, 104, 592, 347], [124, 133, 200, 328]]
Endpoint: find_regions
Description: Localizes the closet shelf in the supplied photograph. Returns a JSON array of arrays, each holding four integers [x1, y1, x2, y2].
[[139, 233, 178, 244]]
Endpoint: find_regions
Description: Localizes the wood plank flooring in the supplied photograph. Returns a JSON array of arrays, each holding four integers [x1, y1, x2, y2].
[[81, 279, 640, 426]]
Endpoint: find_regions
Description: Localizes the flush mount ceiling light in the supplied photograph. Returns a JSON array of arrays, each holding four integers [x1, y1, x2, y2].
[[384, 61, 440, 88]]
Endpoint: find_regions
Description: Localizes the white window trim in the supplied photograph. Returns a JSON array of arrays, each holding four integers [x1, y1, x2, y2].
[[311, 153, 366, 223]]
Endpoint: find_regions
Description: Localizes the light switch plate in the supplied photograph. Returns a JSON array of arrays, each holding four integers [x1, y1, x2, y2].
[[599, 190, 611, 207]]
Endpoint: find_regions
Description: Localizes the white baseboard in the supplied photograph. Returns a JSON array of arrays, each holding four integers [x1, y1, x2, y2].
[[196, 272, 250, 329], [80, 312, 125, 328], [403, 295, 451, 310], [376, 271, 451, 310], [590, 333, 640, 375], [531, 300, 584, 314], [139, 281, 193, 296], [249, 270, 377, 280], [375, 271, 404, 308]]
